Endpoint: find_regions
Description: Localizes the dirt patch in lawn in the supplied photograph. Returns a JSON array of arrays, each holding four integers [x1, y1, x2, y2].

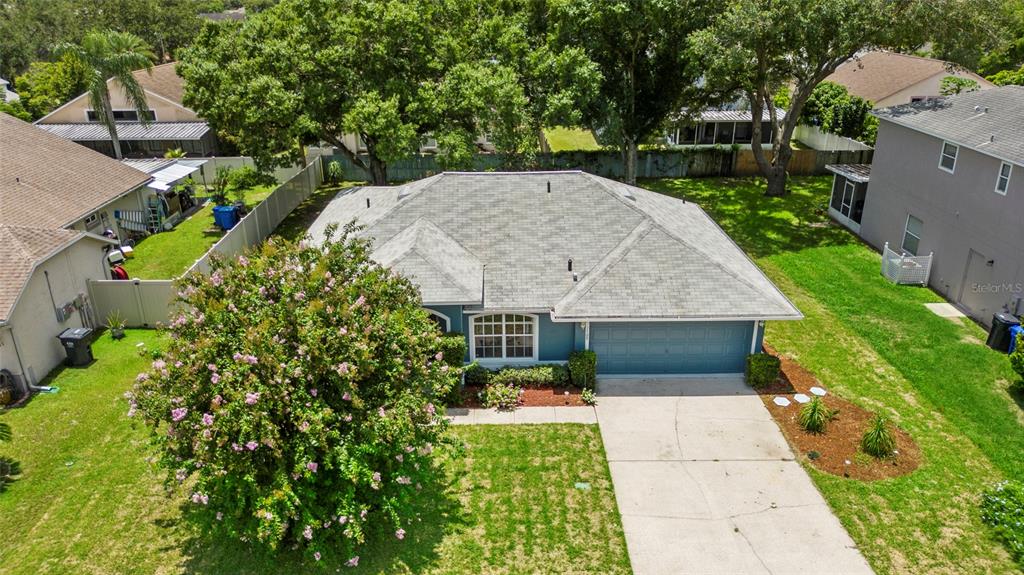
[[456, 385, 588, 408], [759, 345, 921, 481]]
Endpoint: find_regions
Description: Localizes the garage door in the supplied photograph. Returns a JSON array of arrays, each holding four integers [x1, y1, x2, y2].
[[590, 321, 753, 374]]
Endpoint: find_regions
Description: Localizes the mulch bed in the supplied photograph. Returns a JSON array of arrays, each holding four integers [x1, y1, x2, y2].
[[759, 345, 921, 481], [455, 385, 587, 408]]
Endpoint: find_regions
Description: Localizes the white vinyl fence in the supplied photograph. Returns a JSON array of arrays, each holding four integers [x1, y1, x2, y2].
[[188, 156, 311, 187], [794, 124, 873, 152], [881, 242, 933, 285], [89, 157, 324, 327]]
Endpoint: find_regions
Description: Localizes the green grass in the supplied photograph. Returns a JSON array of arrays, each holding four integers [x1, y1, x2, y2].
[[128, 186, 274, 279], [0, 330, 628, 574], [272, 181, 367, 243], [641, 176, 1022, 574], [543, 127, 601, 152]]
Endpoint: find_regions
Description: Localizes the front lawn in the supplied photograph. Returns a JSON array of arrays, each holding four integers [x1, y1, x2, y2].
[[128, 185, 274, 280], [641, 177, 1022, 574], [0, 330, 628, 574], [543, 127, 601, 151]]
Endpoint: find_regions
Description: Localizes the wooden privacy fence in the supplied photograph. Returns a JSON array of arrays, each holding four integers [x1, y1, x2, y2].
[[322, 146, 872, 183], [88, 156, 324, 327]]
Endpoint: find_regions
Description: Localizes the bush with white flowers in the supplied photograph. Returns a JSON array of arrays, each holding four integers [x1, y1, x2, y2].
[[128, 225, 458, 564]]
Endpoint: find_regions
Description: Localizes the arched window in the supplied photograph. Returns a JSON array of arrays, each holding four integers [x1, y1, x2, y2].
[[470, 313, 538, 361], [424, 309, 450, 332]]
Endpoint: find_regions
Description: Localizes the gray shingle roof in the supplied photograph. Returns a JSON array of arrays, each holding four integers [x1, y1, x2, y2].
[[873, 85, 1024, 167], [307, 171, 801, 320]]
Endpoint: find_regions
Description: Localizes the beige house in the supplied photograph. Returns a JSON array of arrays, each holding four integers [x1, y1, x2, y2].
[[35, 63, 218, 157], [1, 112, 156, 395], [826, 51, 995, 108]]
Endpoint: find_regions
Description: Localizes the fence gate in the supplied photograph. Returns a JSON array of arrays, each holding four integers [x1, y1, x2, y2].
[[88, 279, 177, 328]]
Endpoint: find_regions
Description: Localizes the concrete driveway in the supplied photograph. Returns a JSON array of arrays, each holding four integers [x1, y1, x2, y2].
[[596, 377, 873, 575]]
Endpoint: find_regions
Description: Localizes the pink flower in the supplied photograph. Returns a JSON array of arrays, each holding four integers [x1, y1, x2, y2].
[[344, 414, 352, 422], [434, 351, 443, 361], [338, 327, 348, 336], [210, 272, 223, 286], [336, 362, 350, 375], [216, 511, 223, 521], [152, 359, 166, 370], [346, 556, 359, 567], [213, 394, 223, 406], [395, 528, 405, 540], [208, 363, 217, 371], [303, 525, 313, 540], [246, 355, 258, 365], [307, 461, 318, 473], [171, 407, 188, 422], [211, 373, 220, 384], [425, 403, 436, 416], [175, 469, 188, 482], [360, 509, 367, 519], [310, 388, 317, 397], [314, 551, 321, 561], [201, 413, 214, 426], [294, 291, 305, 301], [339, 515, 348, 524], [378, 407, 386, 417], [351, 295, 366, 309], [238, 255, 249, 267], [135, 372, 149, 382], [232, 443, 243, 452], [245, 392, 260, 405], [299, 421, 310, 432], [396, 454, 403, 462], [396, 476, 411, 485], [372, 472, 381, 483], [233, 352, 244, 362], [245, 441, 258, 451], [191, 492, 208, 505], [342, 391, 351, 401]]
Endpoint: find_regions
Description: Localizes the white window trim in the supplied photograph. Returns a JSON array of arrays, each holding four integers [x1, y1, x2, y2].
[[938, 141, 958, 174], [468, 312, 539, 363], [423, 308, 451, 332], [995, 161, 1012, 196], [902, 214, 923, 255]]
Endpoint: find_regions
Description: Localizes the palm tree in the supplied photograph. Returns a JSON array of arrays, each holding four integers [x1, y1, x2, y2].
[[57, 31, 155, 160]]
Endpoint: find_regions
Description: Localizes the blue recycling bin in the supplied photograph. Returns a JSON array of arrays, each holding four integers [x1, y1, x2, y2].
[[212, 205, 240, 230]]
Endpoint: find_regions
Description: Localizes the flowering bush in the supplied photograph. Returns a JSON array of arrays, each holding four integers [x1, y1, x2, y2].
[[127, 225, 458, 564], [981, 480, 1024, 568], [478, 382, 523, 410]]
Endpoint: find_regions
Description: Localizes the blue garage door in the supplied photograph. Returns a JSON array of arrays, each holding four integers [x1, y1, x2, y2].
[[590, 321, 753, 374]]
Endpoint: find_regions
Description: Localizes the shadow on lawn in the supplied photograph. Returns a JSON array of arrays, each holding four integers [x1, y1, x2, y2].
[[273, 184, 365, 244], [638, 176, 858, 259], [168, 472, 466, 574], [1010, 380, 1024, 413]]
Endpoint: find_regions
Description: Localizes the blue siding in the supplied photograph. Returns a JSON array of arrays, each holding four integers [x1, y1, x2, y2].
[[538, 315, 576, 361], [589, 321, 754, 374], [425, 305, 468, 362]]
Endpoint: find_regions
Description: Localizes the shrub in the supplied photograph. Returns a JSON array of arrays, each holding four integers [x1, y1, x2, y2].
[[478, 382, 522, 410], [1010, 332, 1024, 380], [580, 388, 597, 406], [490, 364, 569, 387], [0, 415, 17, 494], [981, 480, 1024, 568], [798, 397, 835, 434], [210, 166, 233, 205], [437, 333, 467, 368], [327, 160, 344, 185], [464, 363, 491, 386], [127, 226, 458, 563], [568, 350, 597, 389], [745, 353, 781, 388], [861, 414, 897, 458], [228, 165, 276, 192]]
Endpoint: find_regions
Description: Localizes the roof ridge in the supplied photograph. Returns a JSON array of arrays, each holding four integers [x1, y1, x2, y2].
[[409, 219, 482, 297], [554, 220, 654, 312]]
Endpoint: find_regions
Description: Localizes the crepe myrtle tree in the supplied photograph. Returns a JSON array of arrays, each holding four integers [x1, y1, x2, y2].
[[127, 224, 459, 564], [691, 0, 1001, 196]]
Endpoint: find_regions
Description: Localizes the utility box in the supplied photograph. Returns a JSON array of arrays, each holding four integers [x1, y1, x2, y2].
[[57, 327, 95, 367], [986, 312, 1021, 352]]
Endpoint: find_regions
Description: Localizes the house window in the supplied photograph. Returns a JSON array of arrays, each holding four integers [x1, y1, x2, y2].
[[86, 109, 156, 122], [424, 309, 450, 332], [938, 142, 958, 173], [471, 313, 537, 360], [902, 215, 923, 255], [995, 161, 1012, 195]]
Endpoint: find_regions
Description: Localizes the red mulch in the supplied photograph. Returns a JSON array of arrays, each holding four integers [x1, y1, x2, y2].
[[759, 345, 922, 481], [455, 385, 587, 408]]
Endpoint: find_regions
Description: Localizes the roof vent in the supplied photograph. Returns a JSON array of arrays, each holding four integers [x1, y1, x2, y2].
[[547, 181, 551, 194], [974, 105, 981, 112], [991, 135, 996, 143], [366, 197, 370, 209], [567, 258, 573, 272], [572, 272, 579, 282], [619, 185, 636, 201], [397, 185, 412, 199]]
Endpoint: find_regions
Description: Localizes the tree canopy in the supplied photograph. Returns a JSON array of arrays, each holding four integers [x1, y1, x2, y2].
[[799, 82, 875, 144]]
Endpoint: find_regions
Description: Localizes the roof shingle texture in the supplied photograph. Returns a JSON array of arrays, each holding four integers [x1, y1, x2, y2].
[[0, 225, 85, 321], [826, 51, 952, 103], [0, 112, 151, 229], [133, 62, 186, 105], [308, 172, 800, 320], [873, 85, 1024, 166]]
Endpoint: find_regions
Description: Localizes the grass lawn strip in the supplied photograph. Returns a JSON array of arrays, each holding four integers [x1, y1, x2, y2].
[[0, 330, 629, 574], [543, 127, 601, 151], [641, 177, 1020, 574]]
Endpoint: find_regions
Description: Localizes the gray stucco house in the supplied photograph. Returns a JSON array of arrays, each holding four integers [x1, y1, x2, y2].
[[827, 86, 1024, 325], [308, 171, 801, 375]]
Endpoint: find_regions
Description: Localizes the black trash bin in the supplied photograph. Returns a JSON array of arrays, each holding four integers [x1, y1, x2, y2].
[[986, 312, 1020, 352], [57, 327, 95, 367]]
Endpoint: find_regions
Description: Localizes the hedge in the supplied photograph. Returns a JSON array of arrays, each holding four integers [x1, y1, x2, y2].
[[745, 353, 781, 388], [463, 364, 570, 387], [568, 350, 597, 389]]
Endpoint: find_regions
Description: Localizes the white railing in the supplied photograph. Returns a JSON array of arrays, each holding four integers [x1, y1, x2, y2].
[[881, 242, 933, 285]]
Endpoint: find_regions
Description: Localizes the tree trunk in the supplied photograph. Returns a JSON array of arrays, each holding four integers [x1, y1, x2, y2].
[[623, 135, 638, 185], [368, 153, 387, 186], [101, 89, 123, 160]]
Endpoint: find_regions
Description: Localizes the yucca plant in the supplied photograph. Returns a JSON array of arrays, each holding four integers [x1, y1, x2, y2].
[[861, 414, 897, 458], [798, 397, 834, 433]]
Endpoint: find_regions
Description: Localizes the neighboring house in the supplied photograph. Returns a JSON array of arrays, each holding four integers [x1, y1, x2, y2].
[[34, 62, 218, 158], [0, 77, 18, 102], [199, 7, 246, 21], [1, 111, 155, 392], [826, 51, 994, 108], [826, 86, 1024, 325], [666, 108, 784, 147], [308, 171, 801, 375]]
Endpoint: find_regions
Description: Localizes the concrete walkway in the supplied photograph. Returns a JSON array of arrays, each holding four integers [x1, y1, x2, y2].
[[445, 405, 597, 425], [596, 377, 874, 575]]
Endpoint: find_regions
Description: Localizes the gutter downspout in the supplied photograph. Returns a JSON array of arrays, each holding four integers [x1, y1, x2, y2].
[[3, 324, 30, 392]]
